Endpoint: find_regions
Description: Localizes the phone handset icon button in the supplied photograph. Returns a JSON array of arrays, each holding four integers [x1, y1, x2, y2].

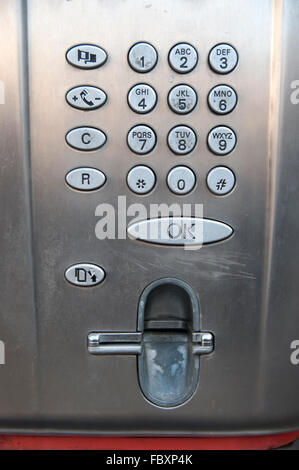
[[66, 86, 107, 110]]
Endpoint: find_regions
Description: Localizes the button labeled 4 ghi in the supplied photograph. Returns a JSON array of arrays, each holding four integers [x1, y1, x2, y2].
[[65, 263, 105, 287], [66, 86, 107, 110]]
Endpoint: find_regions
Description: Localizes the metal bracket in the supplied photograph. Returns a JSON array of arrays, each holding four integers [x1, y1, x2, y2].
[[88, 331, 214, 356]]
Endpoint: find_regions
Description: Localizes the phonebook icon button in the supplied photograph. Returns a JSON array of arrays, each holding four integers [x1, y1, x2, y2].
[[66, 44, 107, 69]]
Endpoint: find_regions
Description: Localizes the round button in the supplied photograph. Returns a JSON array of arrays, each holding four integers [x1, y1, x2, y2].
[[168, 43, 198, 73], [127, 165, 156, 194], [168, 84, 197, 114], [128, 84, 157, 114], [207, 166, 235, 195], [128, 42, 158, 73], [207, 126, 236, 155], [167, 125, 197, 155], [208, 43, 238, 74], [167, 166, 196, 195], [208, 85, 237, 114], [127, 125, 157, 154]]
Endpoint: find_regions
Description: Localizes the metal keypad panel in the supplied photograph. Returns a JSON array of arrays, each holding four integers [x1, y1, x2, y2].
[[2, 0, 298, 434]]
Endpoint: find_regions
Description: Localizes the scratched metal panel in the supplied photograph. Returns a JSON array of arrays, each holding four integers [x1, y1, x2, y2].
[[0, 0, 298, 434], [0, 0, 38, 425]]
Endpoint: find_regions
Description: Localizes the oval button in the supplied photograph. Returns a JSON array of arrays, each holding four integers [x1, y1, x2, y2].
[[66, 168, 106, 191], [66, 44, 107, 69], [65, 263, 105, 287], [66, 127, 107, 151], [66, 86, 107, 110], [127, 217, 233, 246]]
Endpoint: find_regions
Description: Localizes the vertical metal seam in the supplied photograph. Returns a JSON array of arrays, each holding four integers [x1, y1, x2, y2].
[[17, 0, 40, 412], [257, 0, 284, 407]]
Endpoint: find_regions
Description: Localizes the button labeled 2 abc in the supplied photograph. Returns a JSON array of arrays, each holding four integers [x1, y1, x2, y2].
[[66, 127, 107, 151]]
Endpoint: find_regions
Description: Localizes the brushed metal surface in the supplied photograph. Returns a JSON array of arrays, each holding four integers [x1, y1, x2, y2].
[[0, 0, 298, 434]]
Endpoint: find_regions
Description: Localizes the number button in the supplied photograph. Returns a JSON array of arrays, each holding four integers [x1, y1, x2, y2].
[[127, 125, 157, 154], [207, 166, 235, 195], [167, 166, 196, 195], [168, 84, 197, 114], [207, 126, 236, 155], [128, 84, 157, 114], [208, 85, 237, 114], [128, 42, 158, 73], [168, 43, 198, 73], [127, 165, 156, 194], [167, 125, 197, 155], [208, 43, 238, 74]]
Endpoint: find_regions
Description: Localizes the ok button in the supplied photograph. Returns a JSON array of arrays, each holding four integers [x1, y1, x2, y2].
[[66, 126, 107, 151]]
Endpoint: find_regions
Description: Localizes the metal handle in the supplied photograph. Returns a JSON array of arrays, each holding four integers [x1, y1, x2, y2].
[[88, 331, 214, 356]]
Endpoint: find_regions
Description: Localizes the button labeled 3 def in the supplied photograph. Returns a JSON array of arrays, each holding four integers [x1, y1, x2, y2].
[[66, 86, 107, 110], [65, 263, 105, 287], [66, 127, 107, 151], [66, 168, 106, 191], [66, 44, 107, 69]]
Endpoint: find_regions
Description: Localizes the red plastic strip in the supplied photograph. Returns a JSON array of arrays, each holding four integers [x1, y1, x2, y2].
[[0, 432, 298, 450]]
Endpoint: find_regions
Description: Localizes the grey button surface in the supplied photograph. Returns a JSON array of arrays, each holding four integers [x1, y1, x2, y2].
[[207, 166, 235, 195], [128, 42, 158, 73], [209, 43, 238, 74], [127, 125, 157, 154], [66, 127, 107, 151], [127, 217, 233, 246], [208, 85, 237, 114], [207, 126, 236, 155], [65, 263, 105, 287], [66, 44, 107, 69], [128, 84, 157, 113], [66, 86, 107, 110], [168, 84, 197, 114], [167, 125, 197, 154], [168, 43, 198, 73], [66, 168, 106, 191], [127, 165, 156, 194], [167, 166, 196, 195]]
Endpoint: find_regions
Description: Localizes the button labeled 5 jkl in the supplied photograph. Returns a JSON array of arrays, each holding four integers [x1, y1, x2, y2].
[[66, 127, 107, 151]]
